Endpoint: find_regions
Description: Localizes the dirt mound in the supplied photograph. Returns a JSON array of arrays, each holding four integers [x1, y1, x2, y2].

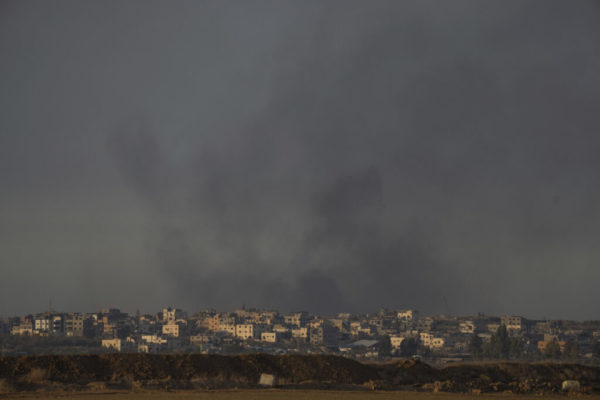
[[0, 354, 378, 391], [1, 354, 599, 394], [434, 362, 600, 393], [378, 359, 600, 393], [379, 358, 436, 387]]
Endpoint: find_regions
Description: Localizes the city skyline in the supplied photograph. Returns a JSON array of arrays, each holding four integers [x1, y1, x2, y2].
[[1, 304, 597, 323], [3, 305, 598, 360]]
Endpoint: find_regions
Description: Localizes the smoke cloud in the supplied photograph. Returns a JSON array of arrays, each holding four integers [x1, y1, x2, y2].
[[1, 1, 600, 318]]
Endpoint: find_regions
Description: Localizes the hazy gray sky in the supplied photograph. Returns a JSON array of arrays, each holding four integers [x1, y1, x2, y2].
[[1, 1, 599, 319]]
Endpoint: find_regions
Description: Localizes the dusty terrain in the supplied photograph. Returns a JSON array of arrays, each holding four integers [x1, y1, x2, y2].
[[2, 391, 600, 400], [1, 354, 599, 395]]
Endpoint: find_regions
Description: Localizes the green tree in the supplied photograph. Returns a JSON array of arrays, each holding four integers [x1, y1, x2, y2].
[[469, 334, 483, 360], [509, 337, 524, 360], [562, 340, 579, 360], [593, 340, 600, 359], [523, 339, 541, 361], [484, 325, 510, 359], [544, 339, 561, 360], [378, 335, 391, 359], [400, 337, 418, 357]]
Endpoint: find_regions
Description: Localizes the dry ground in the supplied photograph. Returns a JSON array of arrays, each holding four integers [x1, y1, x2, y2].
[[2, 391, 599, 400]]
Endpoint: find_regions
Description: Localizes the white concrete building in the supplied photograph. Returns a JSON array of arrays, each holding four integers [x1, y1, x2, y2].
[[430, 337, 445, 350], [235, 324, 255, 340], [419, 332, 433, 347], [261, 332, 278, 343], [390, 335, 405, 349], [102, 338, 122, 351], [459, 321, 476, 334], [397, 309, 419, 321], [162, 323, 181, 337], [501, 315, 524, 332], [35, 317, 51, 332]]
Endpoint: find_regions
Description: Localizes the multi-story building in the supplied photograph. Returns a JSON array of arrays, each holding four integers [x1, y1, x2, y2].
[[309, 319, 324, 329], [235, 324, 267, 340], [257, 311, 281, 325], [209, 314, 237, 332], [217, 323, 236, 336], [430, 337, 445, 350], [397, 309, 419, 321], [190, 334, 212, 345], [291, 327, 309, 341], [138, 342, 162, 353], [11, 321, 33, 335], [261, 332, 279, 343], [162, 307, 187, 322], [65, 314, 93, 337], [101, 309, 128, 324], [390, 335, 405, 350], [328, 318, 346, 331], [235, 324, 255, 340], [34, 315, 51, 332], [102, 338, 123, 352], [350, 322, 373, 337], [285, 312, 309, 327], [309, 325, 338, 345], [51, 315, 64, 335], [139, 335, 181, 351], [487, 322, 501, 333], [501, 316, 525, 332], [415, 317, 434, 332], [419, 332, 434, 347], [162, 322, 184, 337], [459, 320, 476, 334]]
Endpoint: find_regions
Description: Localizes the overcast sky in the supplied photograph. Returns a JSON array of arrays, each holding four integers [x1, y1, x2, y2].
[[1, 1, 599, 319]]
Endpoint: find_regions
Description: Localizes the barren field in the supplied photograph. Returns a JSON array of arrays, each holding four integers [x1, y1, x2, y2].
[[3, 391, 600, 400], [2, 354, 599, 396]]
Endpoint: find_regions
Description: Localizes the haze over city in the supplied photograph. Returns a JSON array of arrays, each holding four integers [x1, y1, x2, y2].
[[1, 1, 600, 319]]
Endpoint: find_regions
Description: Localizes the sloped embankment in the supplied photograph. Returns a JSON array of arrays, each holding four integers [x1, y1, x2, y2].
[[383, 358, 600, 393], [1, 354, 600, 393], [0, 353, 378, 391]]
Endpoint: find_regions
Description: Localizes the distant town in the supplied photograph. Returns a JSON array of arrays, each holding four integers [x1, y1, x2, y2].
[[2, 307, 600, 362]]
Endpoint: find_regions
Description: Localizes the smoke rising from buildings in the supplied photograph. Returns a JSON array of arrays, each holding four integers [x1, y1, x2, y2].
[[1, 1, 600, 318]]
